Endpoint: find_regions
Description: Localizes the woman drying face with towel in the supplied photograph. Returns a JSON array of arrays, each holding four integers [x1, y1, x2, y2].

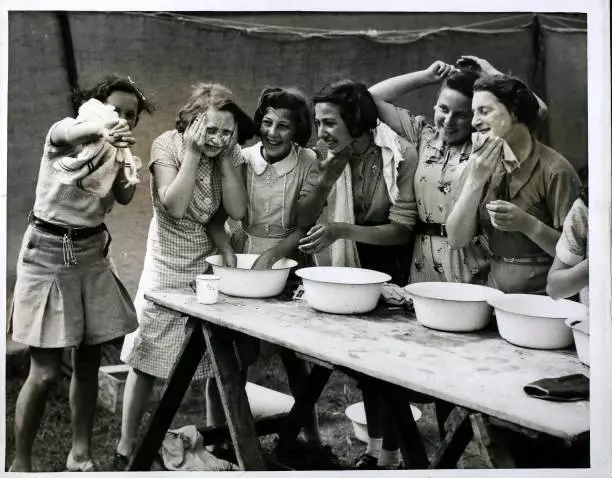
[[446, 74, 581, 294]]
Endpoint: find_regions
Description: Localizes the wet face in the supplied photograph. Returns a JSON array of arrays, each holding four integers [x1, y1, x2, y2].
[[105, 91, 139, 130], [201, 108, 236, 158], [471, 91, 514, 139], [260, 107, 296, 161], [314, 102, 353, 153], [433, 87, 473, 145]]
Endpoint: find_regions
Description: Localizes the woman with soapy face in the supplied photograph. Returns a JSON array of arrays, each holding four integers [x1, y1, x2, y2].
[[115, 83, 255, 467], [446, 74, 581, 293]]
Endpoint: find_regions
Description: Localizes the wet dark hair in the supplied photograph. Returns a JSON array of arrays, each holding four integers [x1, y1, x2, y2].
[[312, 79, 378, 138], [175, 83, 256, 145], [75, 75, 155, 123], [473, 74, 540, 127], [254, 87, 312, 147], [440, 67, 481, 100]]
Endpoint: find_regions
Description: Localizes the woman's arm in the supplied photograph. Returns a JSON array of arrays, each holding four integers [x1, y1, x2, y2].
[[208, 207, 237, 267], [251, 228, 308, 270], [546, 257, 589, 299], [296, 150, 350, 228], [218, 143, 247, 221], [446, 138, 504, 248], [298, 221, 412, 255], [111, 166, 136, 205], [485, 200, 561, 256], [369, 61, 456, 135]]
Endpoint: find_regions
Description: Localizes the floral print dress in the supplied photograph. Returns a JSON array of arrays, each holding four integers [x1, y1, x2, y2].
[[396, 107, 490, 284]]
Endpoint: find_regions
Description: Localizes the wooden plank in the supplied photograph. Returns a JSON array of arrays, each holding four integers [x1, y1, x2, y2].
[[435, 400, 455, 439], [429, 407, 473, 469], [202, 323, 266, 471], [197, 413, 289, 445], [470, 413, 517, 469], [145, 290, 589, 440], [128, 318, 205, 471], [381, 381, 430, 469], [276, 364, 332, 446]]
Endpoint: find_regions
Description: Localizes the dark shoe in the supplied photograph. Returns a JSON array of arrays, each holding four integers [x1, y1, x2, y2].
[[111, 453, 130, 472], [354, 452, 380, 470], [210, 447, 237, 465]]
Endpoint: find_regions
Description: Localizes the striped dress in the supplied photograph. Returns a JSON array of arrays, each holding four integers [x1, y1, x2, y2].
[[121, 130, 221, 379]]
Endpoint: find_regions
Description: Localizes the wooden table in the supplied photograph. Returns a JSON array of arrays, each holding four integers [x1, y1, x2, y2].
[[128, 289, 590, 470]]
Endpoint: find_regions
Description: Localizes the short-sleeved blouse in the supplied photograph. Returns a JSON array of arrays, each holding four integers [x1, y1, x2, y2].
[[395, 107, 490, 285], [33, 118, 116, 227], [121, 130, 222, 379], [555, 197, 588, 304], [475, 138, 581, 293]]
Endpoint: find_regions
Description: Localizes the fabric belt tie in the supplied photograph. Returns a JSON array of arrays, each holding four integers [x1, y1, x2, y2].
[[29, 212, 111, 265], [415, 221, 447, 237], [244, 223, 295, 238]]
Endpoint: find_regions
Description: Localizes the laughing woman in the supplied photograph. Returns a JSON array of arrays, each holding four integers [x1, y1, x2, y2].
[[297, 79, 419, 470], [115, 83, 255, 466], [446, 74, 580, 293], [210, 87, 327, 450]]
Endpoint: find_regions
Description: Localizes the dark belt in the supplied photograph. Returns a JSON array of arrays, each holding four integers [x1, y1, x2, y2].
[[494, 255, 552, 265], [415, 221, 447, 237], [29, 213, 106, 240], [29, 213, 112, 258]]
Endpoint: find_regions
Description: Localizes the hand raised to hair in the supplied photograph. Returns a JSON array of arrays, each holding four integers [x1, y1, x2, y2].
[[425, 60, 459, 83], [457, 56, 502, 76]]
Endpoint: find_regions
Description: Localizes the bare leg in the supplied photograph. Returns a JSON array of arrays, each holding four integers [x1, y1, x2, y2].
[[116, 368, 156, 457], [11, 347, 64, 471], [69, 344, 102, 461], [279, 350, 323, 445]]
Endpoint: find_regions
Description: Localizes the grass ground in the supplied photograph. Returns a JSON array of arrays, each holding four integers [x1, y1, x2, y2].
[[5, 350, 489, 472]]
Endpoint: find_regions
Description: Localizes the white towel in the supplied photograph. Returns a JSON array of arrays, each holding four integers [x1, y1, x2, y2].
[[52, 98, 142, 197], [471, 132, 520, 173], [323, 122, 411, 267]]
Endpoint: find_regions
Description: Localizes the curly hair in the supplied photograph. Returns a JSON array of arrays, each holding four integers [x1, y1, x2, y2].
[[75, 75, 155, 119], [253, 87, 312, 147], [312, 79, 378, 138], [473, 74, 540, 128], [175, 83, 255, 145]]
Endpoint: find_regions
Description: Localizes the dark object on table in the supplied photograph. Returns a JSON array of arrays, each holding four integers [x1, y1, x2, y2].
[[523, 374, 589, 402]]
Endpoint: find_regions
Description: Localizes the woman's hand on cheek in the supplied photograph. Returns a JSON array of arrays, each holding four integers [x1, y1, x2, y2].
[[486, 200, 533, 233], [298, 223, 341, 254], [470, 137, 503, 184], [183, 114, 206, 153]]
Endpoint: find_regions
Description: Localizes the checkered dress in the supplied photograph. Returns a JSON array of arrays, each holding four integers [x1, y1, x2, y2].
[[121, 130, 220, 379]]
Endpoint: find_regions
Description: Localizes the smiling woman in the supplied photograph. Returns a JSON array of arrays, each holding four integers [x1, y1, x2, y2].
[[446, 74, 581, 293], [113, 83, 256, 466]]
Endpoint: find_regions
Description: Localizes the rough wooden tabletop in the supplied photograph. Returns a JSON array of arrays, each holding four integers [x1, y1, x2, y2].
[[146, 289, 589, 441]]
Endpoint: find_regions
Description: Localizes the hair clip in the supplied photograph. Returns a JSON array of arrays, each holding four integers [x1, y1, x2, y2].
[[127, 76, 147, 101]]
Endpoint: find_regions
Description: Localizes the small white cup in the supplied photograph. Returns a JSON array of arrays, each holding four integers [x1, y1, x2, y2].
[[196, 274, 220, 304]]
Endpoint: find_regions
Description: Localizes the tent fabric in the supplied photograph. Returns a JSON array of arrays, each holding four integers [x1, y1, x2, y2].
[[6, 12, 587, 297]]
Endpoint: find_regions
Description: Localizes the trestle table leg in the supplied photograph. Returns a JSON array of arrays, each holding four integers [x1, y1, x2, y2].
[[128, 316, 205, 470], [202, 323, 266, 470]]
